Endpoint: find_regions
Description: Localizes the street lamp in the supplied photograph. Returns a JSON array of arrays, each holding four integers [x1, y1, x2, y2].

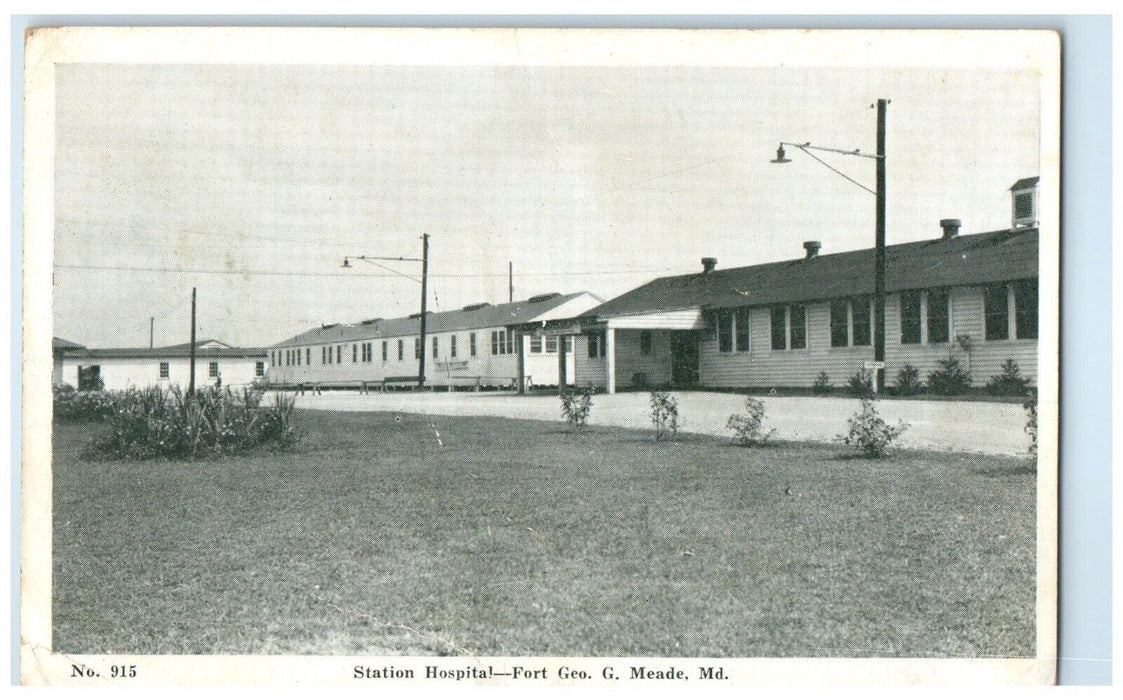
[[771, 98, 889, 392], [341, 234, 430, 389]]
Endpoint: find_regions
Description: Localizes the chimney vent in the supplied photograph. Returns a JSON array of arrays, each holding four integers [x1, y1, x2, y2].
[[803, 241, 821, 259], [939, 219, 962, 240], [701, 257, 718, 274], [1010, 176, 1039, 228]]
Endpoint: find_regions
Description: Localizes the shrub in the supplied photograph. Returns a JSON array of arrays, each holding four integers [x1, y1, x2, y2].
[[726, 396, 776, 446], [1024, 388, 1038, 455], [811, 371, 832, 396], [84, 386, 298, 460], [894, 363, 924, 396], [847, 368, 874, 398], [649, 390, 681, 441], [986, 359, 1033, 396], [838, 398, 909, 458], [926, 356, 972, 396], [559, 387, 593, 432], [53, 383, 117, 422]]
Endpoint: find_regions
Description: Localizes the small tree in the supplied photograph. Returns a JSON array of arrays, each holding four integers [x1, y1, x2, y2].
[[560, 387, 594, 432], [649, 390, 681, 441], [926, 356, 972, 396], [726, 396, 776, 446], [811, 371, 832, 396], [838, 398, 908, 458], [894, 363, 924, 396], [986, 359, 1033, 396], [847, 367, 874, 398], [1023, 388, 1038, 455]]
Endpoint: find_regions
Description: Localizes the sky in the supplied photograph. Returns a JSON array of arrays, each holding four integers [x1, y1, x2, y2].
[[52, 60, 1040, 349]]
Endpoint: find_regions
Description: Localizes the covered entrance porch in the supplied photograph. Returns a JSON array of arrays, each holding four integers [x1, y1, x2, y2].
[[575, 308, 706, 394]]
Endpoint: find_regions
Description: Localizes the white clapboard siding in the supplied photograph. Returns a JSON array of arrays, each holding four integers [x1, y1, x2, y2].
[[606, 309, 706, 330], [573, 335, 607, 387], [612, 329, 673, 388]]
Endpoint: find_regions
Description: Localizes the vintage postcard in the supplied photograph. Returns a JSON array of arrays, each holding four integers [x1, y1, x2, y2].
[[21, 27, 1059, 685]]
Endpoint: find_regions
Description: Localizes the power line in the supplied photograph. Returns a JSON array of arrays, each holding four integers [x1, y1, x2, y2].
[[53, 263, 677, 278]]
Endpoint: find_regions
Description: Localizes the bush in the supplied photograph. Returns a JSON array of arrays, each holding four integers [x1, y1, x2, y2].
[[649, 390, 681, 441], [1024, 388, 1038, 454], [53, 383, 118, 422], [559, 387, 593, 432], [726, 396, 776, 446], [811, 371, 832, 396], [847, 368, 874, 398], [926, 356, 972, 396], [84, 386, 298, 460], [986, 359, 1033, 396], [838, 398, 909, 458], [894, 364, 924, 396]]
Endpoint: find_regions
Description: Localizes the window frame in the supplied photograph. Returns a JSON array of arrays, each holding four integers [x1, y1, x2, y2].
[[159, 361, 170, 379]]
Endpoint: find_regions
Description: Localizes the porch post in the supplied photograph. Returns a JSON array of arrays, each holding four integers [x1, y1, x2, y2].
[[557, 334, 567, 393], [516, 331, 526, 395], [605, 327, 616, 395]]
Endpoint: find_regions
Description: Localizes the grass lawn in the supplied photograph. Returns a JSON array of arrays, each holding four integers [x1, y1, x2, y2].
[[53, 410, 1036, 657]]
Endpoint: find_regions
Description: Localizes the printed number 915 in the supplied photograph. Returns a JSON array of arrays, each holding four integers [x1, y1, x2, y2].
[[111, 665, 137, 678]]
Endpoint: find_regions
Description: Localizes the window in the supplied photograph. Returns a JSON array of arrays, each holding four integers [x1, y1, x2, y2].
[[984, 284, 1010, 340], [545, 336, 558, 353], [899, 291, 921, 345], [565, 336, 574, 352], [587, 332, 606, 358], [640, 330, 653, 356], [255, 361, 264, 377], [159, 362, 170, 379], [491, 330, 511, 355], [717, 311, 733, 353], [530, 336, 543, 353], [321, 346, 326, 364], [414, 338, 421, 359], [306, 348, 310, 365], [432, 336, 439, 359], [398, 339, 404, 361], [789, 304, 807, 349], [1014, 279, 1038, 339], [382, 341, 388, 362], [851, 296, 871, 346], [735, 308, 750, 352], [337, 346, 342, 363], [208, 362, 219, 378], [353, 344, 358, 363], [450, 335, 458, 358], [506, 332, 515, 355], [830, 299, 850, 347], [470, 332, 477, 357], [770, 306, 787, 350], [927, 288, 950, 344]]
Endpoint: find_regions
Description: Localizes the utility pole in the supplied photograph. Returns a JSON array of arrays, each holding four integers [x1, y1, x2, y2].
[[418, 234, 429, 389], [149, 316, 154, 349], [188, 288, 197, 395], [874, 98, 888, 393], [509, 261, 514, 303]]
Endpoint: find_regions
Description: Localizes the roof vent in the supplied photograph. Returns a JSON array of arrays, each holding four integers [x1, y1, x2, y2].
[[803, 241, 821, 259], [321, 323, 338, 329], [462, 302, 489, 311], [939, 219, 962, 240], [1010, 176, 1039, 228], [360, 318, 381, 325], [527, 292, 561, 303], [407, 311, 431, 319], [701, 257, 718, 273]]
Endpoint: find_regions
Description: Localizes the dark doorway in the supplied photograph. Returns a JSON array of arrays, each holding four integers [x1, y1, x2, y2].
[[77, 365, 102, 391], [670, 332, 699, 387]]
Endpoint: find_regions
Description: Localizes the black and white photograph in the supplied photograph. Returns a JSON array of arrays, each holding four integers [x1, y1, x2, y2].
[[21, 27, 1059, 685]]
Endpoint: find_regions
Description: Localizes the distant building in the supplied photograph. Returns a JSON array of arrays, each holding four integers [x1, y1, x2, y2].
[[59, 339, 267, 391], [52, 337, 85, 385], [556, 179, 1040, 394], [267, 292, 602, 390]]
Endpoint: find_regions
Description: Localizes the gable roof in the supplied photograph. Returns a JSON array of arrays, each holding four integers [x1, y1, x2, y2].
[[53, 337, 86, 351], [64, 339, 264, 360], [587, 227, 1038, 319], [271, 292, 598, 348]]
